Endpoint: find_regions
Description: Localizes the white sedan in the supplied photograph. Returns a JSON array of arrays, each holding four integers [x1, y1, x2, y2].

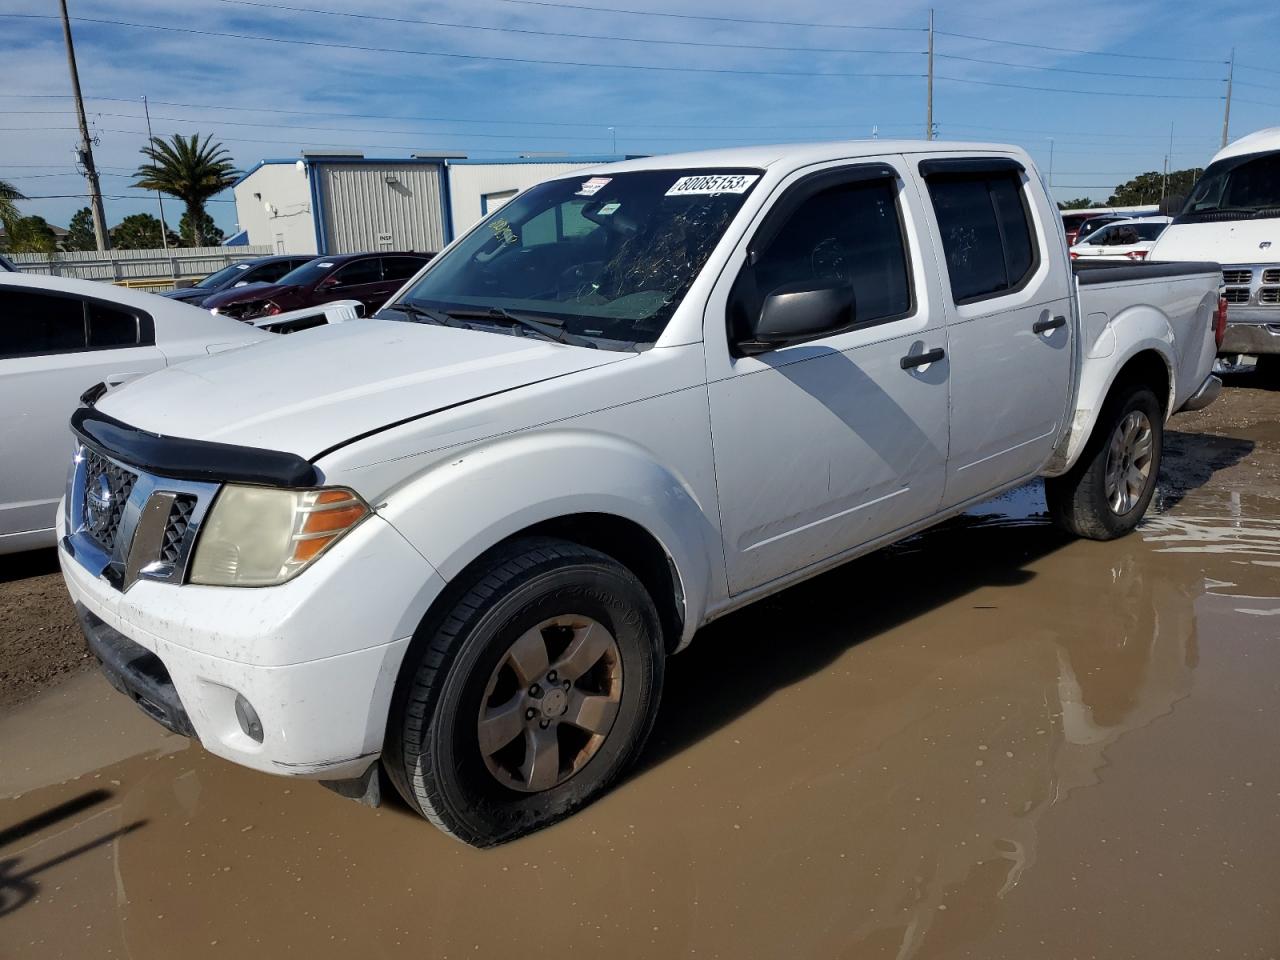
[[0, 274, 269, 554], [1070, 216, 1172, 262]]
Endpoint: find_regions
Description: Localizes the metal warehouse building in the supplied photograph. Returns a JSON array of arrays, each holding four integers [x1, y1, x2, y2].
[[232, 154, 624, 255]]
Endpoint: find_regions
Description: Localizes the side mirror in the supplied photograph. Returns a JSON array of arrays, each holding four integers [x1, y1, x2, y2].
[[736, 280, 855, 356], [319, 275, 340, 289]]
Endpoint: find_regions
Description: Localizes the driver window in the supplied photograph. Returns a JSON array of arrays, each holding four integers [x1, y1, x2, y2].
[[740, 177, 912, 333]]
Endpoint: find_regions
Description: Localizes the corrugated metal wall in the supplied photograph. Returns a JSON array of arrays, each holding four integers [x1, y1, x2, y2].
[[316, 162, 447, 254], [447, 161, 597, 236]]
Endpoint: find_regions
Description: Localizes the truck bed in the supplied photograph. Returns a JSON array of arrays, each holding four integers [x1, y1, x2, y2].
[[1072, 259, 1220, 285]]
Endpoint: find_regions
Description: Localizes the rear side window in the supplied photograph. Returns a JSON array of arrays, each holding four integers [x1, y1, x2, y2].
[[0, 290, 87, 356], [926, 171, 1039, 303], [252, 261, 294, 283], [0, 288, 150, 358], [737, 176, 912, 333], [87, 302, 140, 347]]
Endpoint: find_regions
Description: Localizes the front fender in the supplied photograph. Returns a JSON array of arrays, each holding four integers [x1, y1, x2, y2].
[[1043, 305, 1176, 476], [376, 428, 719, 646]]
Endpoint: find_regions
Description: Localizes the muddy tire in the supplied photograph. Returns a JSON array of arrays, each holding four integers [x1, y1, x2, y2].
[[1045, 382, 1163, 540], [384, 538, 664, 847]]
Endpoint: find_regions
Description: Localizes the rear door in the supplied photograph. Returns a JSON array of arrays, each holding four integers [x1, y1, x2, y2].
[[913, 157, 1073, 508], [705, 159, 951, 595], [0, 286, 165, 542], [319, 257, 385, 311]]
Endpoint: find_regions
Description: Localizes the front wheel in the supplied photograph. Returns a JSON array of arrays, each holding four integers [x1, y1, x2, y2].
[[1045, 382, 1163, 540], [384, 538, 664, 846]]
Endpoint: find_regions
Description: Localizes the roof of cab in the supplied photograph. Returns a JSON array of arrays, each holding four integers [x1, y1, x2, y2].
[[569, 139, 1027, 176], [1212, 127, 1280, 163]]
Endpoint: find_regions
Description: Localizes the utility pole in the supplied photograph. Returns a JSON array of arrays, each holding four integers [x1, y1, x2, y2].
[[58, 0, 109, 251], [1161, 120, 1174, 201], [142, 96, 169, 252], [1221, 48, 1234, 149], [926, 9, 935, 140], [608, 126, 616, 155]]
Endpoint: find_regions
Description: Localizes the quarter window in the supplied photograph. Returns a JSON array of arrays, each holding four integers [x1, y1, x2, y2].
[[734, 176, 912, 336], [926, 171, 1039, 303], [87, 302, 140, 347]]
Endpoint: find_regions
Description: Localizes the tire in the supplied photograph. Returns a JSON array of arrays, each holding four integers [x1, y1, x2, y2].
[[1045, 381, 1163, 540], [384, 537, 664, 846]]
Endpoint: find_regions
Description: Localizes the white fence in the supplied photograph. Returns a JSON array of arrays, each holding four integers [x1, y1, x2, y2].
[[9, 245, 274, 289]]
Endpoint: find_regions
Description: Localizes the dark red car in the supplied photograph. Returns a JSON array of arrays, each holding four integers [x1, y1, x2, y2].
[[202, 251, 433, 321]]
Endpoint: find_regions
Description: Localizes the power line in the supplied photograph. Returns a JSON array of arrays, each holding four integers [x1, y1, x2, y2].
[[935, 29, 1227, 65], [475, 0, 921, 32], [936, 74, 1224, 100], [0, 14, 924, 80], [1236, 61, 1280, 77], [216, 0, 925, 57], [934, 52, 1223, 82]]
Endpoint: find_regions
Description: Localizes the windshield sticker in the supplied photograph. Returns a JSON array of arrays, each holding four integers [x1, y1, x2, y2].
[[488, 217, 517, 245], [665, 174, 759, 197], [597, 202, 621, 216], [576, 177, 611, 196]]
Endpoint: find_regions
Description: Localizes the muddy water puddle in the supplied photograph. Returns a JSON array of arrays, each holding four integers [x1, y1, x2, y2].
[[3, 474, 1280, 957]]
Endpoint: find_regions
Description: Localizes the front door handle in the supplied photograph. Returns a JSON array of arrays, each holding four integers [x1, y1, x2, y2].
[[901, 347, 945, 369], [1033, 315, 1067, 334]]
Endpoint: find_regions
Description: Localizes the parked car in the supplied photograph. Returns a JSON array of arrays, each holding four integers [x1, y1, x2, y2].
[[1069, 212, 1131, 246], [1062, 211, 1106, 246], [0, 274, 268, 555], [201, 252, 433, 321], [59, 141, 1223, 846], [160, 254, 315, 307], [1070, 216, 1171, 261], [1147, 126, 1280, 374]]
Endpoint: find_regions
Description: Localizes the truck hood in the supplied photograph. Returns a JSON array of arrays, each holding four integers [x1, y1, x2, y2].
[[1151, 218, 1280, 265], [96, 318, 630, 460]]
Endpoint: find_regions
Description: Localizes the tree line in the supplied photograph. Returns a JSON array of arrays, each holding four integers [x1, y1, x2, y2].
[[1056, 168, 1202, 211], [1, 133, 237, 254]]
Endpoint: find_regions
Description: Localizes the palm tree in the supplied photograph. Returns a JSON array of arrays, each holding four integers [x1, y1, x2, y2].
[[0, 178, 25, 231], [133, 134, 238, 247]]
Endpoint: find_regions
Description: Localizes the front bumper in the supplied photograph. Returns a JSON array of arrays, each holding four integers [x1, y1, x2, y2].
[[1220, 320, 1280, 356], [59, 509, 444, 780]]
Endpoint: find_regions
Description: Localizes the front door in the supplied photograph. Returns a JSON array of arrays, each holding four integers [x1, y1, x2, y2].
[[914, 157, 1073, 508], [705, 160, 951, 596]]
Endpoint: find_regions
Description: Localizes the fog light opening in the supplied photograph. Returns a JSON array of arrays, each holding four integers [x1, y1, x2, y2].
[[234, 693, 264, 743]]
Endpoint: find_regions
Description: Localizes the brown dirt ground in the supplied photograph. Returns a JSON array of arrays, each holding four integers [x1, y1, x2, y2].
[[1, 364, 1275, 713]]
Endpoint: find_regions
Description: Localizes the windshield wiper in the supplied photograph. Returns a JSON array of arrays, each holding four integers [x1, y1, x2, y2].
[[444, 307, 596, 348], [377, 301, 461, 327]]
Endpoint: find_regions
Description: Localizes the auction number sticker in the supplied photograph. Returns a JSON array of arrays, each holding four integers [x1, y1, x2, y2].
[[576, 177, 612, 196], [665, 174, 758, 196]]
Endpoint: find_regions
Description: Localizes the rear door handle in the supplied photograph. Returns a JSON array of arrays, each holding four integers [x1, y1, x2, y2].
[[901, 347, 945, 369], [1033, 315, 1067, 334]]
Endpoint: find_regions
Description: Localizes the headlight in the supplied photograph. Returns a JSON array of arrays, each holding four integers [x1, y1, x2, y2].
[[190, 485, 369, 587]]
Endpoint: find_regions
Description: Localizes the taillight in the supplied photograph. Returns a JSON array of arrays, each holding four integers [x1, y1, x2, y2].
[[1125, 250, 1148, 260], [1214, 294, 1228, 349]]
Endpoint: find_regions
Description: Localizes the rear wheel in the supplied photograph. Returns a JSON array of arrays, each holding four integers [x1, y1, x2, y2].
[[384, 538, 664, 846], [1045, 382, 1163, 540]]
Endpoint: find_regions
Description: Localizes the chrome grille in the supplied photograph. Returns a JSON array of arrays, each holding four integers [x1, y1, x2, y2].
[[1224, 287, 1251, 304], [1222, 269, 1253, 285], [81, 449, 137, 555], [1260, 287, 1280, 305], [160, 495, 197, 565], [1264, 268, 1280, 284]]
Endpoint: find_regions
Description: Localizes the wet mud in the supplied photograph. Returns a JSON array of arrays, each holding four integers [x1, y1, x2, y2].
[[2, 378, 1278, 959]]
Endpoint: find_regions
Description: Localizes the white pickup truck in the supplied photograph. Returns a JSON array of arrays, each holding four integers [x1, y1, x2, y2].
[[58, 141, 1223, 846]]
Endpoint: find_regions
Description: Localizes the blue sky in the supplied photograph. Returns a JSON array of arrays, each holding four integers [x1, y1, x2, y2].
[[2, 0, 1278, 236]]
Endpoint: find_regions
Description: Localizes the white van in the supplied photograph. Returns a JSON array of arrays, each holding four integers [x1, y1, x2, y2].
[[1149, 127, 1280, 373]]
